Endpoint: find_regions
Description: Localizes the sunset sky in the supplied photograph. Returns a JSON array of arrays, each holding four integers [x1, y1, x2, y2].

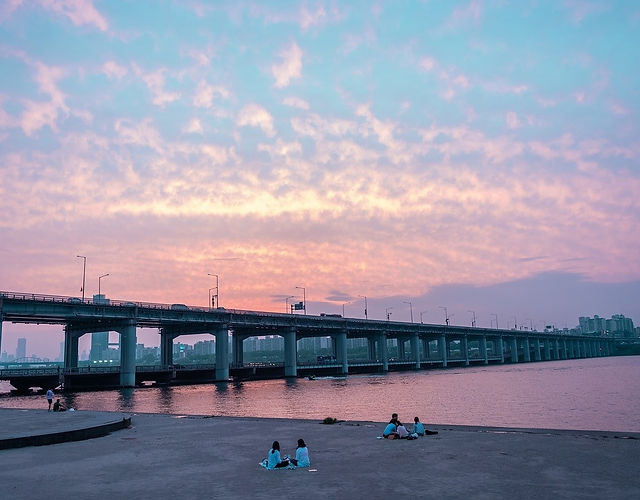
[[0, 1, 638, 358]]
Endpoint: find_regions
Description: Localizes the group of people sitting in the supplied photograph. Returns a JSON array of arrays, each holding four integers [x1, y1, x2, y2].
[[266, 439, 310, 469], [383, 413, 438, 439]]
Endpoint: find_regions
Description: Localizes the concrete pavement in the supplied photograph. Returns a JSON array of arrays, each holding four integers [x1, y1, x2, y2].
[[0, 409, 639, 499]]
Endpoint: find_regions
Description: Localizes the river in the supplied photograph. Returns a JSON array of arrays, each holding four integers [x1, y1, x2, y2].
[[1, 356, 639, 432]]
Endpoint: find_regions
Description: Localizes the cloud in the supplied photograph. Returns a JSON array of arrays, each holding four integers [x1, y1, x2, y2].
[[272, 41, 302, 88], [39, 0, 108, 32], [237, 103, 276, 136], [446, 0, 483, 28], [0, 0, 23, 23], [282, 96, 310, 110], [133, 66, 181, 107], [114, 118, 164, 153], [610, 101, 630, 116], [183, 118, 203, 134], [19, 61, 68, 135], [102, 60, 128, 80], [193, 80, 230, 108], [506, 111, 520, 129]]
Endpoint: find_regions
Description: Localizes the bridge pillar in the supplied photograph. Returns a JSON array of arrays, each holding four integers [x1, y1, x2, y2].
[[440, 335, 447, 368], [368, 337, 376, 361], [511, 337, 518, 363], [570, 340, 576, 358], [377, 333, 388, 371], [0, 313, 3, 359], [118, 320, 137, 387], [215, 326, 230, 380], [233, 334, 244, 366], [523, 337, 531, 362], [336, 331, 348, 375], [462, 336, 469, 366], [410, 334, 420, 369], [554, 339, 560, 360], [562, 339, 568, 359], [481, 336, 488, 365], [64, 326, 82, 369], [535, 338, 542, 361], [422, 338, 429, 360], [498, 336, 504, 363], [160, 329, 177, 366], [283, 328, 297, 377], [397, 338, 406, 359]]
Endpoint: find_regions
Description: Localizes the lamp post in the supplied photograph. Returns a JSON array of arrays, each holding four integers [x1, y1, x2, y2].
[[385, 307, 393, 321], [491, 313, 499, 330], [76, 255, 86, 301], [420, 310, 428, 324], [295, 286, 306, 315], [285, 295, 295, 313], [358, 295, 368, 320], [98, 273, 109, 296], [342, 302, 350, 317], [468, 310, 476, 327], [439, 306, 449, 326], [403, 301, 413, 323], [208, 273, 219, 308]]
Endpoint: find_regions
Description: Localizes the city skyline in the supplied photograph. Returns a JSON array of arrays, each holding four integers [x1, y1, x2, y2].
[[0, 2, 638, 358]]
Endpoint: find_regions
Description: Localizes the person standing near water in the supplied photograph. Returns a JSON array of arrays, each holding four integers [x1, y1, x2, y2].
[[46, 389, 53, 411]]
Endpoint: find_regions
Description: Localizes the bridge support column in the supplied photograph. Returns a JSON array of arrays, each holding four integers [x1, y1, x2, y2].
[[440, 335, 447, 368], [562, 339, 568, 359], [283, 328, 297, 377], [336, 331, 348, 375], [462, 336, 469, 366], [511, 337, 518, 362], [570, 341, 576, 358], [498, 337, 505, 363], [368, 337, 376, 361], [160, 329, 176, 366], [523, 337, 531, 362], [481, 336, 488, 365], [422, 339, 430, 360], [378, 334, 388, 372], [410, 335, 420, 369], [554, 339, 561, 360], [64, 326, 82, 369], [397, 338, 405, 359], [215, 326, 230, 380], [233, 334, 244, 366], [0, 314, 3, 358], [118, 320, 137, 388], [533, 338, 540, 361]]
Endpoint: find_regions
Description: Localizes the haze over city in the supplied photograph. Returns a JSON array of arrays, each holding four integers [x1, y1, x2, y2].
[[0, 1, 638, 359]]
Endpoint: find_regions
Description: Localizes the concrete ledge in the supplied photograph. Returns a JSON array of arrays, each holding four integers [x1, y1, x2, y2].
[[0, 414, 131, 450]]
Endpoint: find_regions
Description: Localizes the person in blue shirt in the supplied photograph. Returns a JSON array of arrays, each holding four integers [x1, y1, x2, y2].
[[413, 416, 438, 435], [267, 441, 290, 469], [290, 438, 310, 467]]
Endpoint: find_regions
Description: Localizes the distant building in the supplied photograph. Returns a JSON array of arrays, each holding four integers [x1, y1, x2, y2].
[[16, 338, 26, 360], [579, 314, 635, 338]]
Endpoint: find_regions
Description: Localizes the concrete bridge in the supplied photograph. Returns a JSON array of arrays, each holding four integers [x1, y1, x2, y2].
[[0, 291, 615, 389]]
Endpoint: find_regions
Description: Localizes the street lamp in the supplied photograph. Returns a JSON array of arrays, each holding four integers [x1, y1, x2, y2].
[[491, 313, 499, 330], [468, 310, 476, 327], [295, 286, 306, 315], [76, 255, 86, 301], [285, 295, 295, 313], [403, 301, 413, 323], [208, 273, 219, 308], [439, 306, 449, 326], [98, 273, 109, 296], [342, 301, 350, 317], [420, 310, 428, 324], [385, 307, 393, 321], [358, 295, 368, 320]]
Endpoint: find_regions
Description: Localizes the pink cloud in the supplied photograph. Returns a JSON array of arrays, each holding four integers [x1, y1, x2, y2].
[[133, 65, 181, 107], [272, 42, 303, 88], [39, 0, 108, 32], [102, 60, 128, 80], [506, 111, 520, 130], [237, 103, 276, 136]]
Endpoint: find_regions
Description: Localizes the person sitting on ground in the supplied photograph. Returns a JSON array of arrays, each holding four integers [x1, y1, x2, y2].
[[289, 439, 310, 467], [413, 416, 438, 435], [267, 441, 290, 469], [52, 399, 66, 412], [383, 420, 399, 439], [396, 422, 410, 439]]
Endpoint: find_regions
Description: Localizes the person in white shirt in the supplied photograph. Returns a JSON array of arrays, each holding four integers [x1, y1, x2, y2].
[[46, 389, 53, 411], [290, 439, 310, 467]]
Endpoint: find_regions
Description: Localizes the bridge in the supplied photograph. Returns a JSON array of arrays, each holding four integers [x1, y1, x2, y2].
[[0, 291, 615, 390]]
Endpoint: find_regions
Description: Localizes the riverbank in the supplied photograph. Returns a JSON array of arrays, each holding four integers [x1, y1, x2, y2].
[[0, 410, 638, 499]]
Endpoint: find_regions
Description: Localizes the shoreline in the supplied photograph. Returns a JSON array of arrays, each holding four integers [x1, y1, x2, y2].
[[0, 409, 639, 499]]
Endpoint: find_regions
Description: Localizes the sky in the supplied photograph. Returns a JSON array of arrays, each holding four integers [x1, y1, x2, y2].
[[0, 1, 638, 359]]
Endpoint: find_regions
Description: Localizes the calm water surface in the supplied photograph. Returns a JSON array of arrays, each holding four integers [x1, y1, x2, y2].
[[1, 356, 639, 432]]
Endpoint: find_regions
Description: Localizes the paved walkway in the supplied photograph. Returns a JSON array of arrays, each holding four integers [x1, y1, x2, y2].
[[0, 410, 639, 499]]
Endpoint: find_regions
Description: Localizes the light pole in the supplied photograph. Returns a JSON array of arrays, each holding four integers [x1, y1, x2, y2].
[[358, 295, 368, 320], [439, 306, 449, 326], [98, 273, 109, 296], [512, 316, 518, 330], [342, 302, 350, 317], [420, 310, 428, 324], [76, 255, 86, 301], [491, 313, 499, 330], [285, 295, 295, 313], [208, 273, 219, 308], [385, 307, 393, 321], [468, 310, 476, 327], [295, 286, 306, 315], [403, 301, 413, 323]]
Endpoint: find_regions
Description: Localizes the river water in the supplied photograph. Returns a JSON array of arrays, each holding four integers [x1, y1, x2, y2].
[[1, 356, 639, 432]]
